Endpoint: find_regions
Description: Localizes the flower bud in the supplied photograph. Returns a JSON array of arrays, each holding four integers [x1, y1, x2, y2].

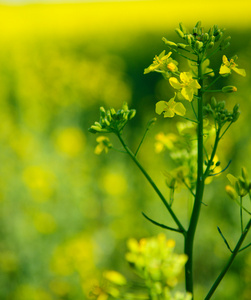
[[162, 37, 177, 47], [128, 109, 136, 120], [241, 167, 249, 183], [222, 86, 237, 93], [204, 33, 209, 41], [232, 111, 240, 122], [225, 185, 238, 200], [195, 41, 203, 50], [177, 43, 187, 49], [175, 28, 185, 39], [233, 104, 240, 113], [100, 106, 106, 118], [179, 22, 187, 33], [211, 97, 217, 108], [89, 125, 102, 133], [110, 108, 116, 116], [218, 101, 225, 109], [207, 42, 214, 49]]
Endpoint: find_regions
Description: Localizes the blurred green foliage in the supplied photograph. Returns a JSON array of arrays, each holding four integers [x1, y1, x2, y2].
[[0, 1, 250, 299]]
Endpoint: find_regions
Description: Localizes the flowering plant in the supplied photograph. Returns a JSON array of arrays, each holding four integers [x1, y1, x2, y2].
[[89, 22, 250, 299]]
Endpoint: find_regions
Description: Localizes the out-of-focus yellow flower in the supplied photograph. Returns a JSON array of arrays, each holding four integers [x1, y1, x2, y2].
[[169, 72, 201, 102], [22, 166, 56, 202], [154, 132, 178, 153], [54, 127, 86, 157], [156, 94, 186, 118], [101, 171, 127, 196], [219, 55, 246, 76], [13, 285, 52, 300], [94, 136, 111, 155], [49, 279, 71, 297], [103, 270, 127, 286]]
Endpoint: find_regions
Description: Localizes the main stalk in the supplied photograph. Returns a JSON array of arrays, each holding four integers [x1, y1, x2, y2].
[[184, 55, 205, 298]]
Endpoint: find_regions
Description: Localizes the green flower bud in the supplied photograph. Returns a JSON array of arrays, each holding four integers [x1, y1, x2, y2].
[[208, 27, 214, 36], [241, 167, 249, 183], [179, 22, 187, 33], [232, 111, 240, 122], [100, 106, 106, 118], [89, 125, 102, 133], [222, 86, 237, 93], [204, 33, 209, 41], [195, 41, 203, 50], [162, 37, 177, 47], [110, 108, 116, 116], [177, 43, 188, 49], [94, 121, 102, 127], [218, 101, 225, 109], [207, 42, 214, 49], [106, 110, 112, 122], [104, 117, 110, 126], [128, 109, 136, 120], [215, 161, 221, 167], [211, 97, 217, 108], [175, 28, 185, 39], [233, 104, 240, 113]]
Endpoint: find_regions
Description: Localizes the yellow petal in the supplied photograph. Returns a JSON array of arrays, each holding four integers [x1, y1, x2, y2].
[[180, 72, 190, 83], [232, 67, 246, 77], [181, 87, 194, 102], [222, 55, 229, 66], [169, 77, 182, 89], [219, 65, 231, 75], [227, 173, 238, 186], [173, 102, 186, 116], [155, 101, 166, 115], [163, 109, 175, 118], [190, 80, 201, 89]]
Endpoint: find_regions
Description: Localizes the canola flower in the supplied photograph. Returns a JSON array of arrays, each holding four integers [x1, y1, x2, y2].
[[169, 72, 201, 102], [155, 93, 186, 118], [144, 50, 178, 78], [219, 55, 246, 77], [94, 136, 111, 155]]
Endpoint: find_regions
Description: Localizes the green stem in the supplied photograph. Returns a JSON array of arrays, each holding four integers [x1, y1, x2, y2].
[[184, 55, 205, 298], [117, 132, 186, 234], [204, 217, 251, 300]]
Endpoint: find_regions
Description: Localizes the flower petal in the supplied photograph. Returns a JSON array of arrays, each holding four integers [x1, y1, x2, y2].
[[219, 65, 231, 75], [173, 102, 186, 116], [222, 55, 229, 66], [164, 109, 175, 118], [169, 77, 182, 89], [181, 87, 194, 102], [180, 72, 190, 83], [232, 67, 246, 77], [155, 101, 166, 115]]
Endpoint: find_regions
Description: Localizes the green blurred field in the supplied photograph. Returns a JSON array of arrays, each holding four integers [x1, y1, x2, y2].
[[0, 1, 250, 299]]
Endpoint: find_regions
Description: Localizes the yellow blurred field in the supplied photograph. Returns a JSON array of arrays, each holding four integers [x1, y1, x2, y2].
[[0, 0, 251, 41]]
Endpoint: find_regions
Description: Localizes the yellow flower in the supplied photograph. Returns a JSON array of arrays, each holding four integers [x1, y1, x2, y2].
[[154, 132, 178, 153], [94, 136, 111, 155], [219, 55, 246, 77], [155, 94, 186, 118], [144, 50, 178, 78], [169, 72, 201, 102]]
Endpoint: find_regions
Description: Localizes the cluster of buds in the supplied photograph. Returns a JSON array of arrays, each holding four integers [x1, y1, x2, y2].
[[204, 97, 240, 125], [88, 102, 136, 134], [226, 168, 251, 199], [164, 21, 230, 53]]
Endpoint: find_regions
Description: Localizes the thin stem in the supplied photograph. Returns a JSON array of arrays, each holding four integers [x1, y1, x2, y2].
[[117, 132, 186, 234], [191, 101, 198, 120], [179, 115, 199, 124], [142, 212, 183, 233], [240, 196, 244, 233], [219, 122, 233, 140], [204, 218, 251, 300], [204, 75, 221, 91], [135, 118, 156, 157]]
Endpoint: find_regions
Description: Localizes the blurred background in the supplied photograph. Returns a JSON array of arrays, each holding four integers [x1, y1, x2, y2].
[[0, 0, 250, 299]]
